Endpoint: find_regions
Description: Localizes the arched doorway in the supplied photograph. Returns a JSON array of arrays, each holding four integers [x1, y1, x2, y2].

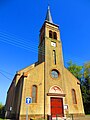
[[48, 86, 65, 117]]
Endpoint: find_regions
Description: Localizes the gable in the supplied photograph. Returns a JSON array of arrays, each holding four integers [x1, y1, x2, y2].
[[64, 67, 80, 84]]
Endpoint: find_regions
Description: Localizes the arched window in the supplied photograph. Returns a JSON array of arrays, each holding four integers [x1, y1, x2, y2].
[[53, 32, 57, 40], [32, 85, 37, 103], [53, 50, 56, 65], [49, 30, 52, 38], [72, 89, 77, 104]]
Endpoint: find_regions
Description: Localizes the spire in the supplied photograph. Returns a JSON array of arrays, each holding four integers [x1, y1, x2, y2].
[[45, 6, 53, 23]]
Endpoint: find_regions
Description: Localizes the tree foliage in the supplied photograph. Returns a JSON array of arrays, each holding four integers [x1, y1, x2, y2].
[[67, 61, 90, 114], [67, 60, 83, 81], [82, 62, 90, 114], [0, 103, 3, 108], [0, 103, 5, 118]]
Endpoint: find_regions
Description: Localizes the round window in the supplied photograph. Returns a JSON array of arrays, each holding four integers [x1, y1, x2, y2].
[[51, 70, 59, 78]]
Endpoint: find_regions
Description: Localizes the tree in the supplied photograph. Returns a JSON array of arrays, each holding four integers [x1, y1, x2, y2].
[[67, 61, 90, 114], [0, 103, 3, 108], [82, 62, 90, 114], [67, 60, 83, 81], [0, 102, 5, 118]]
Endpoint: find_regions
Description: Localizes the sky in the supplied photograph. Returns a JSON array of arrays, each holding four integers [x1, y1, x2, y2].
[[0, 0, 90, 104]]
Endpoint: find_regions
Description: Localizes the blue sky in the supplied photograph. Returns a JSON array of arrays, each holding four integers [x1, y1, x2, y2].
[[0, 0, 90, 104]]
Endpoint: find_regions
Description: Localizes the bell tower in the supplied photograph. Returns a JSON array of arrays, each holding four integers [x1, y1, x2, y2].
[[38, 6, 65, 117], [38, 6, 64, 67]]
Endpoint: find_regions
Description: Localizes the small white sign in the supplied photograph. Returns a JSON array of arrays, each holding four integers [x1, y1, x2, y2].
[[64, 105, 68, 110], [26, 97, 32, 104], [10, 106, 12, 111]]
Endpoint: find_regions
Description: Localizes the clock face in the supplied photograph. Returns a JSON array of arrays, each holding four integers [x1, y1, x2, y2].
[[51, 42, 56, 47], [51, 70, 59, 78]]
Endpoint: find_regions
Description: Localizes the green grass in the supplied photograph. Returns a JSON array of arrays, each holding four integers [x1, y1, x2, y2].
[[0, 118, 7, 120]]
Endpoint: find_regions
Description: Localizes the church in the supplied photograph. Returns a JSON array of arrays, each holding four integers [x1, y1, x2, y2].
[[5, 6, 84, 120]]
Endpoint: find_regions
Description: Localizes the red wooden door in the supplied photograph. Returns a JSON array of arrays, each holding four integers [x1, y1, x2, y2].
[[51, 97, 64, 117]]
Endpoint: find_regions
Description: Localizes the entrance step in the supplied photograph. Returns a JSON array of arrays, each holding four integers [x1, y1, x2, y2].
[[52, 117, 72, 120]]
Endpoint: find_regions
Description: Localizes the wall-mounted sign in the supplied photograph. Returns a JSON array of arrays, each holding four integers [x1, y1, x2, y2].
[[64, 105, 68, 110]]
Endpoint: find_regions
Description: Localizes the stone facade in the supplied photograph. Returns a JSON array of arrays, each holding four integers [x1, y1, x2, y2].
[[5, 7, 84, 120]]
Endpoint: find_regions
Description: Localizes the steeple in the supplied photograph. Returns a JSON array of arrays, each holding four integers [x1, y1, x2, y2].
[[45, 6, 53, 23]]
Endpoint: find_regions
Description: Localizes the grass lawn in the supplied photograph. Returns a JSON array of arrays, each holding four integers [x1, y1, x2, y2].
[[0, 118, 7, 120]]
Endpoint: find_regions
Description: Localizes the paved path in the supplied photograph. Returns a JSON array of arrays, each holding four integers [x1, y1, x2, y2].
[[73, 115, 90, 120]]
